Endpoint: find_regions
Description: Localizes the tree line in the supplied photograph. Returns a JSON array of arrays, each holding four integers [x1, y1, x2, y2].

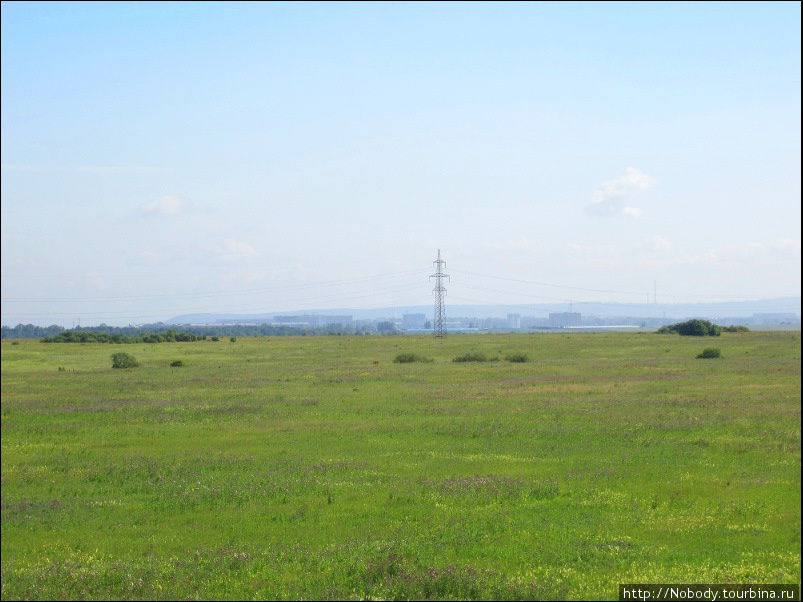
[[41, 329, 205, 344], [2, 322, 361, 340]]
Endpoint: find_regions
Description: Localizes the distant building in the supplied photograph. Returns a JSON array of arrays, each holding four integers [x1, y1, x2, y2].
[[507, 313, 521, 329], [402, 313, 427, 329], [376, 321, 396, 333], [272, 314, 353, 328], [549, 312, 581, 327]]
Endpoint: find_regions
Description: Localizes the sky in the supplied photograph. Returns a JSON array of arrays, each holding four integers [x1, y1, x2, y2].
[[1, 1, 800, 326]]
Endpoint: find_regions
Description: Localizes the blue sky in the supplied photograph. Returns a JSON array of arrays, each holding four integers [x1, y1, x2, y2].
[[2, 1, 800, 325]]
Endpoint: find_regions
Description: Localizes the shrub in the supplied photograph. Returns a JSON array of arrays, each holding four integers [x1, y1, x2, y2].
[[230, 337, 237, 343], [393, 353, 433, 363], [657, 319, 721, 336], [111, 352, 139, 369], [721, 325, 749, 333], [505, 353, 529, 363], [696, 347, 722, 359], [210, 336, 220, 342], [170, 360, 184, 367], [453, 352, 488, 362]]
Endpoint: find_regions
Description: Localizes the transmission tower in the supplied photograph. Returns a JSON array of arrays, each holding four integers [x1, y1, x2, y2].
[[430, 249, 449, 338]]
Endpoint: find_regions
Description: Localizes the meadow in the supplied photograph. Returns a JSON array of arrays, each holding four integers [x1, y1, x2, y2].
[[1, 331, 800, 600]]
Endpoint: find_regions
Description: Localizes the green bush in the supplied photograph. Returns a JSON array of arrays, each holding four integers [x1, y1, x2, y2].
[[111, 352, 139, 369], [453, 352, 489, 363], [210, 336, 220, 342], [721, 325, 749, 333], [657, 319, 721, 336], [230, 337, 237, 343], [170, 360, 184, 367], [393, 353, 433, 363], [696, 347, 722, 359], [505, 353, 529, 363]]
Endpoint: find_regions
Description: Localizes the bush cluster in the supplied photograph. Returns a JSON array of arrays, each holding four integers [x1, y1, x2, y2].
[[453, 352, 490, 363], [504, 353, 529, 363], [393, 353, 433, 363], [657, 320, 721, 336], [696, 347, 722, 359], [111, 352, 139, 369]]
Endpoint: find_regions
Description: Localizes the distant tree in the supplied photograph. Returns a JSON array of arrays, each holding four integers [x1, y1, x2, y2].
[[657, 319, 721, 336], [3, 324, 64, 339], [721, 325, 749, 333]]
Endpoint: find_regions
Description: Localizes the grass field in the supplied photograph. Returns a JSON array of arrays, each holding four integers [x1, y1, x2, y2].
[[1, 332, 800, 600]]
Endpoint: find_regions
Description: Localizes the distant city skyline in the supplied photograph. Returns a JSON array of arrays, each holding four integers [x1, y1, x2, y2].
[[2, 2, 800, 326]]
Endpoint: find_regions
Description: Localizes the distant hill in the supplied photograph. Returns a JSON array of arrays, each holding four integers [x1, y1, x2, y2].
[[167, 297, 800, 324]]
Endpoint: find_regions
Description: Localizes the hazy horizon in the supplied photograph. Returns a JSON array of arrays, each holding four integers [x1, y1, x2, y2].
[[2, 2, 800, 327]]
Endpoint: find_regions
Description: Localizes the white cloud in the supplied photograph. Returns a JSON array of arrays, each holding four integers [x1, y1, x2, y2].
[[592, 167, 654, 202], [586, 167, 654, 218], [218, 238, 258, 258], [141, 195, 190, 215], [652, 235, 673, 251]]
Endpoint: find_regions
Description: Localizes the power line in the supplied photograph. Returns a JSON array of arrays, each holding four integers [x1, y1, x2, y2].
[[449, 268, 775, 301], [450, 268, 652, 296], [458, 283, 571, 303]]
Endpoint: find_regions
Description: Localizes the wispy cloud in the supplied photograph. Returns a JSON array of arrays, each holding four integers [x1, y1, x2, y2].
[[141, 195, 191, 216], [1, 164, 37, 172], [586, 167, 654, 218], [216, 238, 258, 258], [3, 164, 160, 173], [772, 238, 801, 253], [651, 235, 673, 251], [78, 165, 160, 173]]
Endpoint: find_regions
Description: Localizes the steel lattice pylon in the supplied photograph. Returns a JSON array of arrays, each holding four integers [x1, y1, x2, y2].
[[430, 249, 449, 338]]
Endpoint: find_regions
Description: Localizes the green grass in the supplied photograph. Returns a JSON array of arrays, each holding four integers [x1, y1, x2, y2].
[[1, 332, 800, 599]]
